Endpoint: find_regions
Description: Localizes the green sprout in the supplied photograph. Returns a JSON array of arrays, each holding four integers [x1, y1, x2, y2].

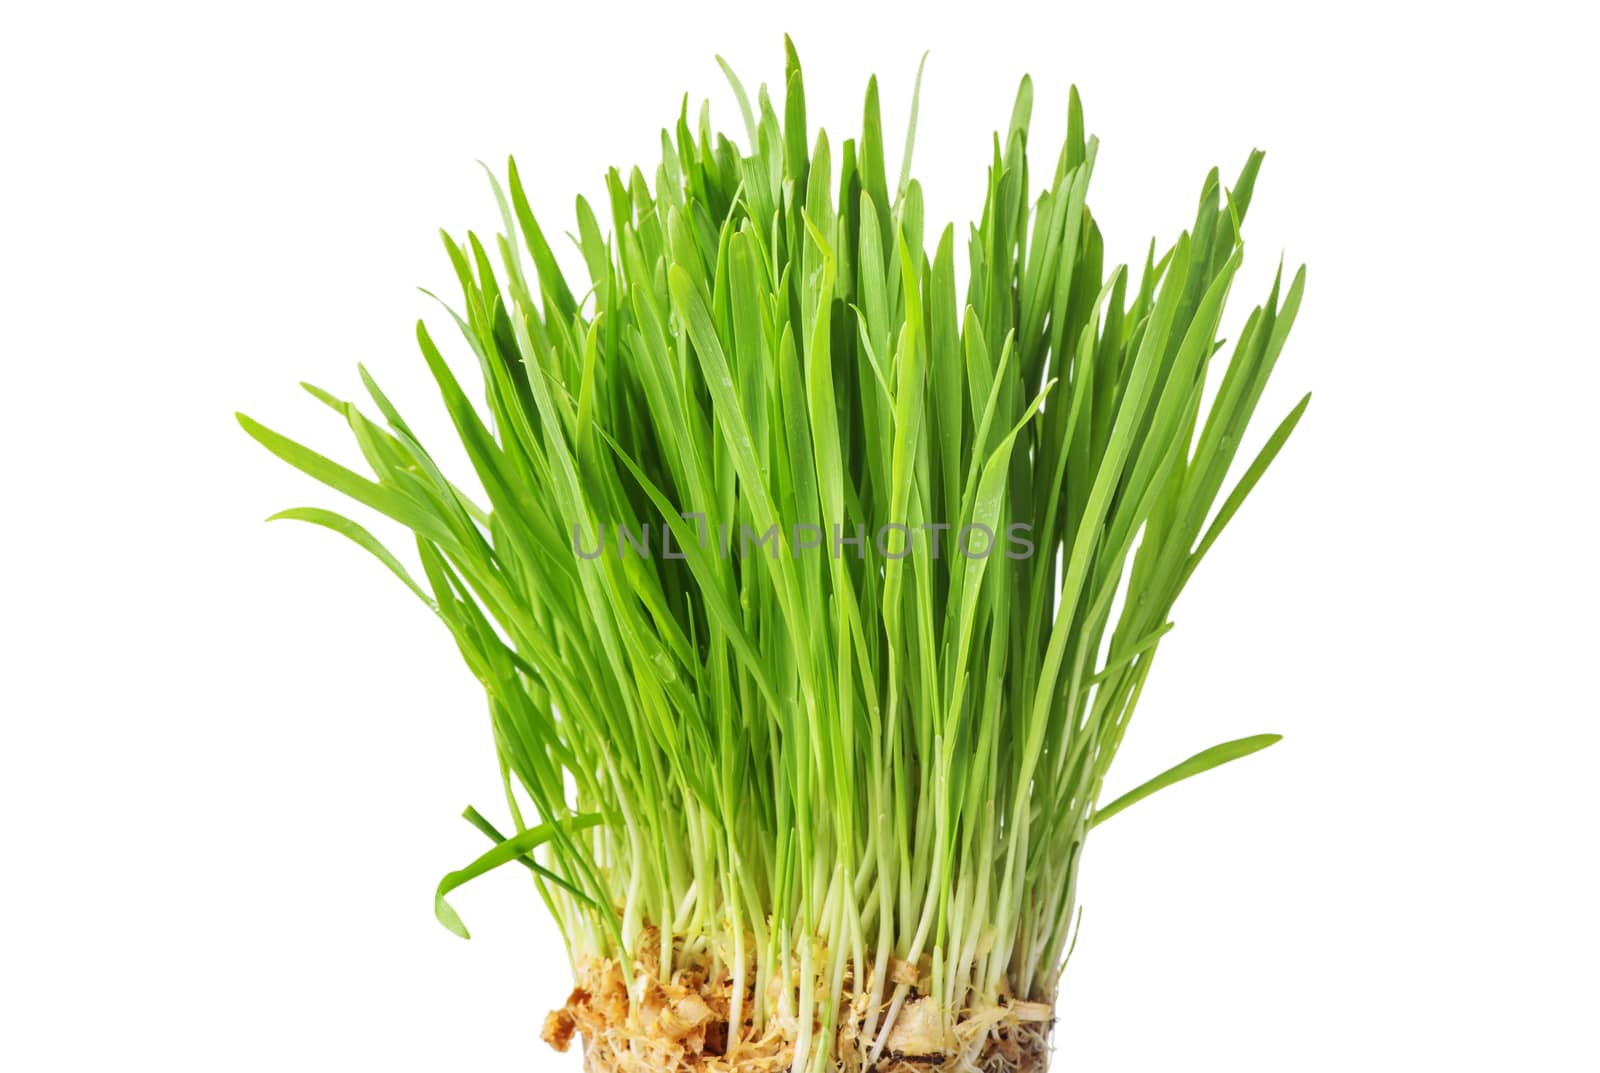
[[241, 38, 1307, 1073]]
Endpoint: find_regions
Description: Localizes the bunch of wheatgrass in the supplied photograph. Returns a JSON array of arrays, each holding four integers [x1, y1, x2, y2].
[[241, 39, 1307, 1073]]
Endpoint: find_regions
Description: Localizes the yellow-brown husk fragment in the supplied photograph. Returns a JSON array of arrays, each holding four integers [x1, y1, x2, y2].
[[543, 930, 1053, 1073]]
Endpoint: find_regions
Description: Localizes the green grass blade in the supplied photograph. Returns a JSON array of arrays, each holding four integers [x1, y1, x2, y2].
[[1090, 734, 1283, 829], [435, 814, 604, 939]]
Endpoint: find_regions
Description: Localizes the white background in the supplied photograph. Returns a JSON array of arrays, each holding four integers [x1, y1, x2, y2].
[[3, 2, 1596, 1069]]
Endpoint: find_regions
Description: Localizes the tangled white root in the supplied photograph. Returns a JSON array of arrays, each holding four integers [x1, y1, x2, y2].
[[542, 930, 1053, 1073]]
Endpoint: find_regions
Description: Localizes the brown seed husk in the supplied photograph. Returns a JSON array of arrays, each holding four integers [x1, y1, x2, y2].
[[547, 930, 1052, 1073]]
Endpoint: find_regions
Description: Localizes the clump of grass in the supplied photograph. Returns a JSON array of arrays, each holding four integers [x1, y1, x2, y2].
[[241, 38, 1307, 1073]]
